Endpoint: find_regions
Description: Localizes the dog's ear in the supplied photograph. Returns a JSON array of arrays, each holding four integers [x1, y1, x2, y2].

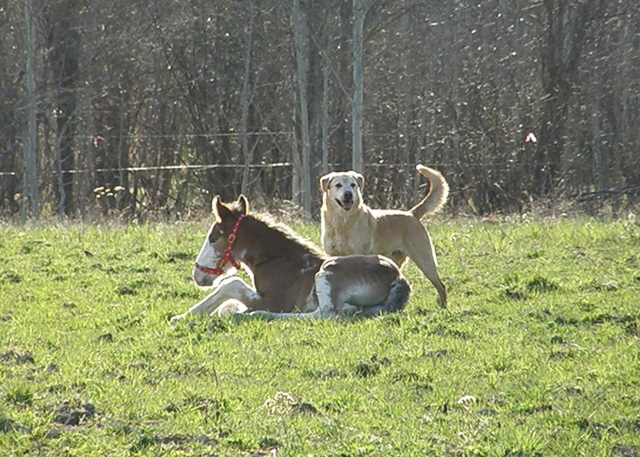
[[320, 174, 333, 192], [236, 194, 249, 215], [353, 172, 365, 189]]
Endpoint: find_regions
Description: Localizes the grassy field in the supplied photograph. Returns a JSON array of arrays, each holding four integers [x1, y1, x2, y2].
[[1, 215, 639, 456]]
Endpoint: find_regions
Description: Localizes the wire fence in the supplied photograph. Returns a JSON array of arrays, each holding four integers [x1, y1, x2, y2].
[[0, 161, 480, 178], [0, 162, 293, 177]]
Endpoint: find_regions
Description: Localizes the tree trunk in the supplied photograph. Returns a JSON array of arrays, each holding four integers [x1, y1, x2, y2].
[[352, 0, 364, 173], [292, 0, 311, 213], [22, 0, 39, 222], [591, 84, 605, 192], [321, 48, 330, 175], [50, 0, 80, 217], [534, 0, 605, 196], [241, 0, 256, 195]]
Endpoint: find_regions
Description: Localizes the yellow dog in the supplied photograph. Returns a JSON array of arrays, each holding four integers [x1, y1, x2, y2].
[[320, 165, 449, 308]]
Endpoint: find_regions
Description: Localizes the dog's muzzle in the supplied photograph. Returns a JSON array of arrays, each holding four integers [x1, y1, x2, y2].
[[336, 191, 354, 210]]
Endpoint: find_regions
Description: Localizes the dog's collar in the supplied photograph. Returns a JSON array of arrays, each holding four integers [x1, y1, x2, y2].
[[194, 214, 244, 275]]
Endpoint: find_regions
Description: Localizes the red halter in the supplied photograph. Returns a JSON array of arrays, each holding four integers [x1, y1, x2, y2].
[[194, 214, 244, 276]]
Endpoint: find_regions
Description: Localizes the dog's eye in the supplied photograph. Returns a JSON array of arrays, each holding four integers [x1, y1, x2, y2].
[[350, 183, 356, 188], [335, 183, 342, 189]]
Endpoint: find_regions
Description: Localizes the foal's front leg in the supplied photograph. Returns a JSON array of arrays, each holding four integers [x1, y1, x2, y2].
[[170, 277, 260, 322]]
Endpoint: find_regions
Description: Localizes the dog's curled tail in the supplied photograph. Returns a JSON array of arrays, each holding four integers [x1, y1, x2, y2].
[[358, 275, 412, 318], [410, 165, 449, 219]]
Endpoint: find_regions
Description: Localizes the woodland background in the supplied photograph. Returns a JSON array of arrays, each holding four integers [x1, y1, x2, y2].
[[1, 0, 639, 221]]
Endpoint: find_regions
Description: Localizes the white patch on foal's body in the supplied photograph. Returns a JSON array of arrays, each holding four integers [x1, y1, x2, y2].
[[313, 270, 336, 318], [318, 274, 376, 316]]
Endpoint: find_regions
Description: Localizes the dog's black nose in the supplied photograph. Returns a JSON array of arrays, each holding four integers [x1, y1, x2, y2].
[[344, 191, 352, 200]]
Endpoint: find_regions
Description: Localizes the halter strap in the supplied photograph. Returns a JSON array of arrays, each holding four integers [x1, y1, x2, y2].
[[194, 214, 245, 275]]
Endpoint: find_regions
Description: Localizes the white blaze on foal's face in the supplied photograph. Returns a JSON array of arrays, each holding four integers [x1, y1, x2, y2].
[[192, 221, 233, 287]]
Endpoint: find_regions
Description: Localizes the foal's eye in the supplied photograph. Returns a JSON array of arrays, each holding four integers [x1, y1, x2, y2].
[[209, 226, 224, 243]]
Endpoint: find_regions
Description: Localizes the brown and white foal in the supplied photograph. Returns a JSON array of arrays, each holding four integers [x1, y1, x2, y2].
[[170, 195, 411, 321]]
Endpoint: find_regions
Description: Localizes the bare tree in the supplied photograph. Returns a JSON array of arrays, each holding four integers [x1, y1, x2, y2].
[[46, 0, 80, 217], [2, 0, 639, 219], [534, 0, 606, 195], [240, 0, 257, 195], [351, 0, 364, 173], [22, 0, 39, 221], [292, 0, 311, 213]]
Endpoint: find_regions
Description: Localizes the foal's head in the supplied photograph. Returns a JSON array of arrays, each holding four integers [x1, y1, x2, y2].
[[192, 195, 248, 287]]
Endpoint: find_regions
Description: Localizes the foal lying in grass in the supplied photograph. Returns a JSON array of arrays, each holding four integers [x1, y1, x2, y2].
[[170, 195, 411, 321]]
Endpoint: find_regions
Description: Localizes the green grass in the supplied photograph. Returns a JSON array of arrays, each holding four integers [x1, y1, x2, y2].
[[1, 216, 639, 456]]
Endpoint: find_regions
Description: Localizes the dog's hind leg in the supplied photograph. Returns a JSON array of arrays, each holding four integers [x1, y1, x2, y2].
[[406, 233, 447, 308]]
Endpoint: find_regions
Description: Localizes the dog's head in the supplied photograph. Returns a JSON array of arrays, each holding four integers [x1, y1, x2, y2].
[[320, 171, 364, 211]]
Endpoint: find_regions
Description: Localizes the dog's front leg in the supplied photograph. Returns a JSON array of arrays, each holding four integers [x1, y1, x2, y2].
[[170, 277, 260, 322]]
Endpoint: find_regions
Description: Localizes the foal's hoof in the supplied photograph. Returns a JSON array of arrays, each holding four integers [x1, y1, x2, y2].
[[169, 313, 187, 324], [248, 310, 276, 321], [231, 310, 276, 321], [229, 310, 257, 322]]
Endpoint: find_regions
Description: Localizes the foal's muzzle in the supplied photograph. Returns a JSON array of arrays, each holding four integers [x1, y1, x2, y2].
[[192, 264, 216, 287]]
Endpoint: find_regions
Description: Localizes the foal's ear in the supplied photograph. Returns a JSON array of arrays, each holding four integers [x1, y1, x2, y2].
[[212, 195, 232, 220], [236, 194, 249, 215], [211, 195, 220, 213]]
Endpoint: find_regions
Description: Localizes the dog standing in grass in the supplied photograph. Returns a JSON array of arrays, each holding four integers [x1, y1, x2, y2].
[[320, 164, 449, 308]]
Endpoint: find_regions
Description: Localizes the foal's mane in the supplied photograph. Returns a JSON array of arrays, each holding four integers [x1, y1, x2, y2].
[[248, 212, 327, 259]]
